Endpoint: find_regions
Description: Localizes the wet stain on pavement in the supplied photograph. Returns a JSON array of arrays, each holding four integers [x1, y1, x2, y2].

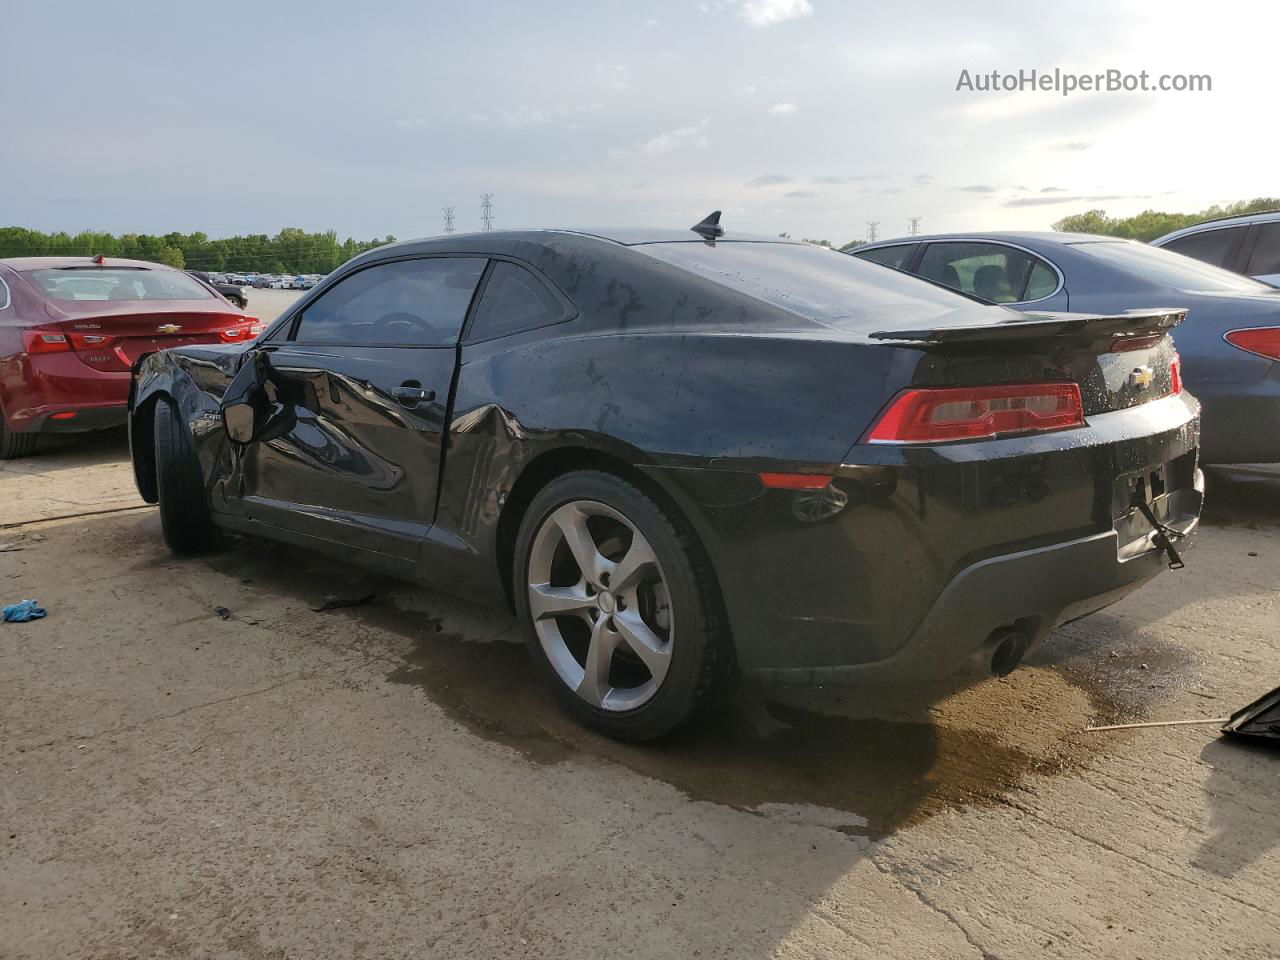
[[195, 530, 1200, 841], [382, 622, 1153, 840]]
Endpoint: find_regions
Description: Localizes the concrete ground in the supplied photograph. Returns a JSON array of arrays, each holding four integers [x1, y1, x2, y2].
[[2, 358, 1278, 957]]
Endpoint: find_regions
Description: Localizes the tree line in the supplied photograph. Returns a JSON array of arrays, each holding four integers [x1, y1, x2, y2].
[[1053, 197, 1280, 242], [0, 227, 398, 274]]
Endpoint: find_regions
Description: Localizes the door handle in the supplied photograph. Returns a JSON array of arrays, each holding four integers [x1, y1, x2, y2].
[[390, 384, 435, 406]]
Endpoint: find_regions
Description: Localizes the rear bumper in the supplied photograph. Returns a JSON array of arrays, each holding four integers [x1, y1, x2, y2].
[[3, 353, 130, 433], [746, 478, 1202, 683]]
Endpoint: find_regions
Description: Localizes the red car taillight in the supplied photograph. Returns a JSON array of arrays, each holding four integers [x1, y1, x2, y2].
[[21, 330, 73, 354], [1170, 353, 1183, 395], [1224, 327, 1280, 361], [867, 382, 1086, 444], [219, 318, 264, 342]]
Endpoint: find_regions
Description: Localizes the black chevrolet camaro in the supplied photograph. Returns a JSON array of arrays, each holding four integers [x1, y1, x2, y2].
[[129, 217, 1204, 739]]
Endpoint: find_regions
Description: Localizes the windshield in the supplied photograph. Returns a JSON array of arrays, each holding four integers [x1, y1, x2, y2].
[[1073, 241, 1273, 293], [637, 240, 982, 322], [28, 268, 215, 302]]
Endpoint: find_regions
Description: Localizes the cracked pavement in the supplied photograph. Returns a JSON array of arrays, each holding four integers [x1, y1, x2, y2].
[[2, 435, 1278, 958]]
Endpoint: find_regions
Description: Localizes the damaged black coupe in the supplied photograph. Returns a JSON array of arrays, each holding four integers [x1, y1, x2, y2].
[[129, 220, 1204, 739]]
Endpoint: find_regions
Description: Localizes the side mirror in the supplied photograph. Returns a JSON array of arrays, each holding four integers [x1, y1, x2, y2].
[[224, 401, 257, 443], [221, 349, 274, 445]]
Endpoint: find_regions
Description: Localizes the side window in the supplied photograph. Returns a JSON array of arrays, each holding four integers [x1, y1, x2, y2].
[[1245, 223, 1280, 277], [0, 276, 10, 310], [916, 242, 1048, 303], [1025, 261, 1059, 300], [466, 261, 566, 341], [1163, 227, 1246, 269], [293, 257, 486, 346], [854, 244, 917, 270]]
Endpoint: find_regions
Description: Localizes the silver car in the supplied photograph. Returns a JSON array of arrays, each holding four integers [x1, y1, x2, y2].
[[1152, 210, 1280, 287]]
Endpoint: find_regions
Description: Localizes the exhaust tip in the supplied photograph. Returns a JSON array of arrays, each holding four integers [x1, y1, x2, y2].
[[988, 628, 1029, 677]]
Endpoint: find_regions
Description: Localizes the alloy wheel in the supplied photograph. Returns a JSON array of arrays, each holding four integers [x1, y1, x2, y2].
[[526, 499, 673, 711]]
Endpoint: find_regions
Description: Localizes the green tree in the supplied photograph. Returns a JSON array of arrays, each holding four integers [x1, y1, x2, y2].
[[1054, 197, 1280, 242], [0, 226, 396, 273]]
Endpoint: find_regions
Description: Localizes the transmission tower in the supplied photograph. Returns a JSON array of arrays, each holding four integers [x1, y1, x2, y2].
[[480, 193, 494, 231], [908, 217, 922, 236], [866, 221, 880, 243], [442, 206, 455, 234]]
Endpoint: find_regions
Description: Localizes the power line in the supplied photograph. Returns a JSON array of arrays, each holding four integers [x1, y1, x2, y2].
[[908, 217, 922, 236], [866, 221, 880, 243], [480, 193, 494, 231], [442, 206, 455, 234]]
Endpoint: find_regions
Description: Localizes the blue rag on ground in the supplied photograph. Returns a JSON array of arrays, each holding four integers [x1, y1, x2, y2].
[[2, 599, 47, 623]]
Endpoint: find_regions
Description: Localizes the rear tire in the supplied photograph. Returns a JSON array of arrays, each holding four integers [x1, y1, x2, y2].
[[514, 470, 730, 741], [153, 398, 219, 554], [0, 411, 37, 460]]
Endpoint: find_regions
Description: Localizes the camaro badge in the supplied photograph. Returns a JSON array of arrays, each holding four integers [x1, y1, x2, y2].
[[1129, 366, 1154, 390], [156, 323, 182, 334]]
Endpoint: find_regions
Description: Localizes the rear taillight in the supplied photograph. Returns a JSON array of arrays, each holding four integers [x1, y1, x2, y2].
[[867, 382, 1085, 444], [21, 330, 72, 354], [219, 317, 263, 342], [1170, 354, 1183, 395], [1224, 327, 1280, 361]]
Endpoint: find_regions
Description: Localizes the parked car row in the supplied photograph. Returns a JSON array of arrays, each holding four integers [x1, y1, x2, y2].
[[187, 270, 249, 309], [203, 272, 324, 290]]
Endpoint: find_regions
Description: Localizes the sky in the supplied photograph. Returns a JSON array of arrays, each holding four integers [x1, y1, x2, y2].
[[2, 0, 1274, 246]]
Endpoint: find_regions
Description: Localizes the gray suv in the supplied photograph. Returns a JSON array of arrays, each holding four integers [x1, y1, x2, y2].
[[1152, 211, 1280, 287]]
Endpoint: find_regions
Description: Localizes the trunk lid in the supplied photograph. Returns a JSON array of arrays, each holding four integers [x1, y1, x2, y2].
[[870, 308, 1186, 415], [53, 302, 260, 372]]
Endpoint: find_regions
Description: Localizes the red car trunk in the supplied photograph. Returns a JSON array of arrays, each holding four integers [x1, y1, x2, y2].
[[53, 304, 261, 372]]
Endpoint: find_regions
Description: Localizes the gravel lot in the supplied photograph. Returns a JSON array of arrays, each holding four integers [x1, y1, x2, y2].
[[1, 302, 1277, 957]]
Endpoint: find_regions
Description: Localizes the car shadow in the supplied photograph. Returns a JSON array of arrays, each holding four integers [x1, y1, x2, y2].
[[1202, 464, 1280, 527], [10, 426, 132, 474]]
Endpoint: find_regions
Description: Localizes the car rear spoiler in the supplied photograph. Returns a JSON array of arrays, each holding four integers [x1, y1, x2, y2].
[[869, 308, 1186, 347]]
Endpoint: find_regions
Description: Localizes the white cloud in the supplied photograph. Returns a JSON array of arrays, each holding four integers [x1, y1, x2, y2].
[[741, 0, 813, 27], [597, 63, 629, 93], [639, 119, 710, 156], [500, 105, 548, 127], [768, 102, 797, 115]]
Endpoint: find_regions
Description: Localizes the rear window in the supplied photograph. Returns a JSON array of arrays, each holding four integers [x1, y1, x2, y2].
[[1074, 241, 1270, 293], [637, 241, 972, 320], [28, 268, 214, 302]]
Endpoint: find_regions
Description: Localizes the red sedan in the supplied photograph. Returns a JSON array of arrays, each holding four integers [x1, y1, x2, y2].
[[0, 256, 262, 458]]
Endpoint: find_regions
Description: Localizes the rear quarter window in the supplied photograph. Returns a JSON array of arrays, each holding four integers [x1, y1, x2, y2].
[[853, 243, 917, 270], [1161, 226, 1246, 269], [466, 261, 567, 341]]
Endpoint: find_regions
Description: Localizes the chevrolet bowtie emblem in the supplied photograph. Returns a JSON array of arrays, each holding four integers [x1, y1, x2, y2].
[[1129, 366, 1154, 390], [156, 323, 182, 334]]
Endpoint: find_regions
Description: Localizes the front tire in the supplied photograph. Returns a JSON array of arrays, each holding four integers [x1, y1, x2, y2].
[[514, 471, 729, 741], [153, 398, 219, 554], [0, 411, 36, 459]]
